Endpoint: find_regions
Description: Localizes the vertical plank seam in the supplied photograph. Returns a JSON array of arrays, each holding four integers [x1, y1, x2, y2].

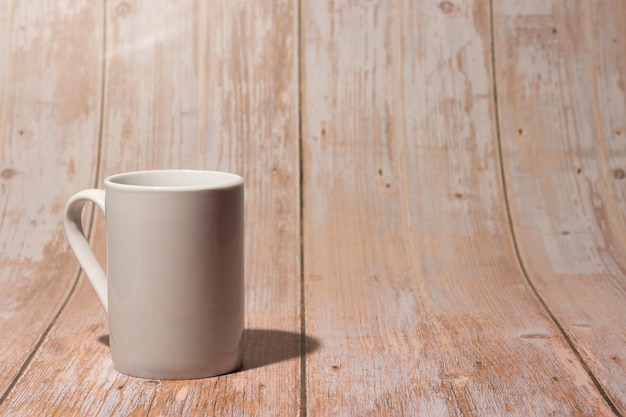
[[94, 0, 108, 190], [0, 0, 109, 405], [297, 0, 308, 415], [488, 1, 622, 415]]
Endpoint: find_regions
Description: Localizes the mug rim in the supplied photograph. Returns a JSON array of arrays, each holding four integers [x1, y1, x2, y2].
[[104, 169, 244, 192]]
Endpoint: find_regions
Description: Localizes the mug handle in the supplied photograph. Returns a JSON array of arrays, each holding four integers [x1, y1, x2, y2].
[[63, 189, 108, 313]]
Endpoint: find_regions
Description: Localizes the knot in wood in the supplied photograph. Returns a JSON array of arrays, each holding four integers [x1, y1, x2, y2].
[[115, 1, 131, 17], [439, 1, 455, 14], [1, 168, 16, 179]]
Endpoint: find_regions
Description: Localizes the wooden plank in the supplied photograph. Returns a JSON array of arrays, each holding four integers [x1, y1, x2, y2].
[[0, 0, 301, 415], [493, 0, 626, 413], [0, 0, 102, 396], [301, 0, 616, 415]]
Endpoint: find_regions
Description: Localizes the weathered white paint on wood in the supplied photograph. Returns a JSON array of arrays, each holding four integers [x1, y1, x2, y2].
[[301, 0, 615, 415], [0, 0, 300, 415], [0, 0, 625, 415], [0, 0, 102, 395], [493, 0, 626, 412]]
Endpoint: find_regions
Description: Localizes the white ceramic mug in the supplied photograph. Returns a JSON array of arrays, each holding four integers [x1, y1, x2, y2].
[[63, 170, 244, 379]]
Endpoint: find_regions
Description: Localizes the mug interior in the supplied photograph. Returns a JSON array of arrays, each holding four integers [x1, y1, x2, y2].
[[106, 170, 243, 190]]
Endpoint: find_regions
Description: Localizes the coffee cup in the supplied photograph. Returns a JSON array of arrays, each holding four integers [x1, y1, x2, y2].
[[63, 170, 244, 379]]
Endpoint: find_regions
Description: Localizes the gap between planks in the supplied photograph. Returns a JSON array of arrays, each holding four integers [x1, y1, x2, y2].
[[297, 0, 308, 414]]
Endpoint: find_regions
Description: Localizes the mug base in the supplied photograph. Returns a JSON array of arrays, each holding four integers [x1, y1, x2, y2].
[[113, 358, 244, 380]]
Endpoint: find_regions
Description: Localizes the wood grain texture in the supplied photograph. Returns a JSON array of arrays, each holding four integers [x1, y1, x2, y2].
[[0, 0, 102, 396], [301, 0, 615, 415], [2, 0, 626, 415], [0, 0, 301, 415], [493, 0, 626, 413]]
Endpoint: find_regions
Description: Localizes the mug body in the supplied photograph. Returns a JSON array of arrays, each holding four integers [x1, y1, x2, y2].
[[104, 170, 244, 379]]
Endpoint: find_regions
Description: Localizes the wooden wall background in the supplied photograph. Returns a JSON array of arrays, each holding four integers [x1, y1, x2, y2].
[[0, 1, 624, 416]]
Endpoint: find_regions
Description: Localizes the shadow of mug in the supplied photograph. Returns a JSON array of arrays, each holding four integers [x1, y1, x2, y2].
[[98, 328, 320, 373], [242, 328, 320, 371]]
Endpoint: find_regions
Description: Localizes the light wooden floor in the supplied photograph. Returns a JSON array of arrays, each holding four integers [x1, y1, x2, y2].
[[1, 1, 625, 416]]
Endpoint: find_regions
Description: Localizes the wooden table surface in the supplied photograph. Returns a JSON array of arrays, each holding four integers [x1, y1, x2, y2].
[[1, 1, 625, 416]]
